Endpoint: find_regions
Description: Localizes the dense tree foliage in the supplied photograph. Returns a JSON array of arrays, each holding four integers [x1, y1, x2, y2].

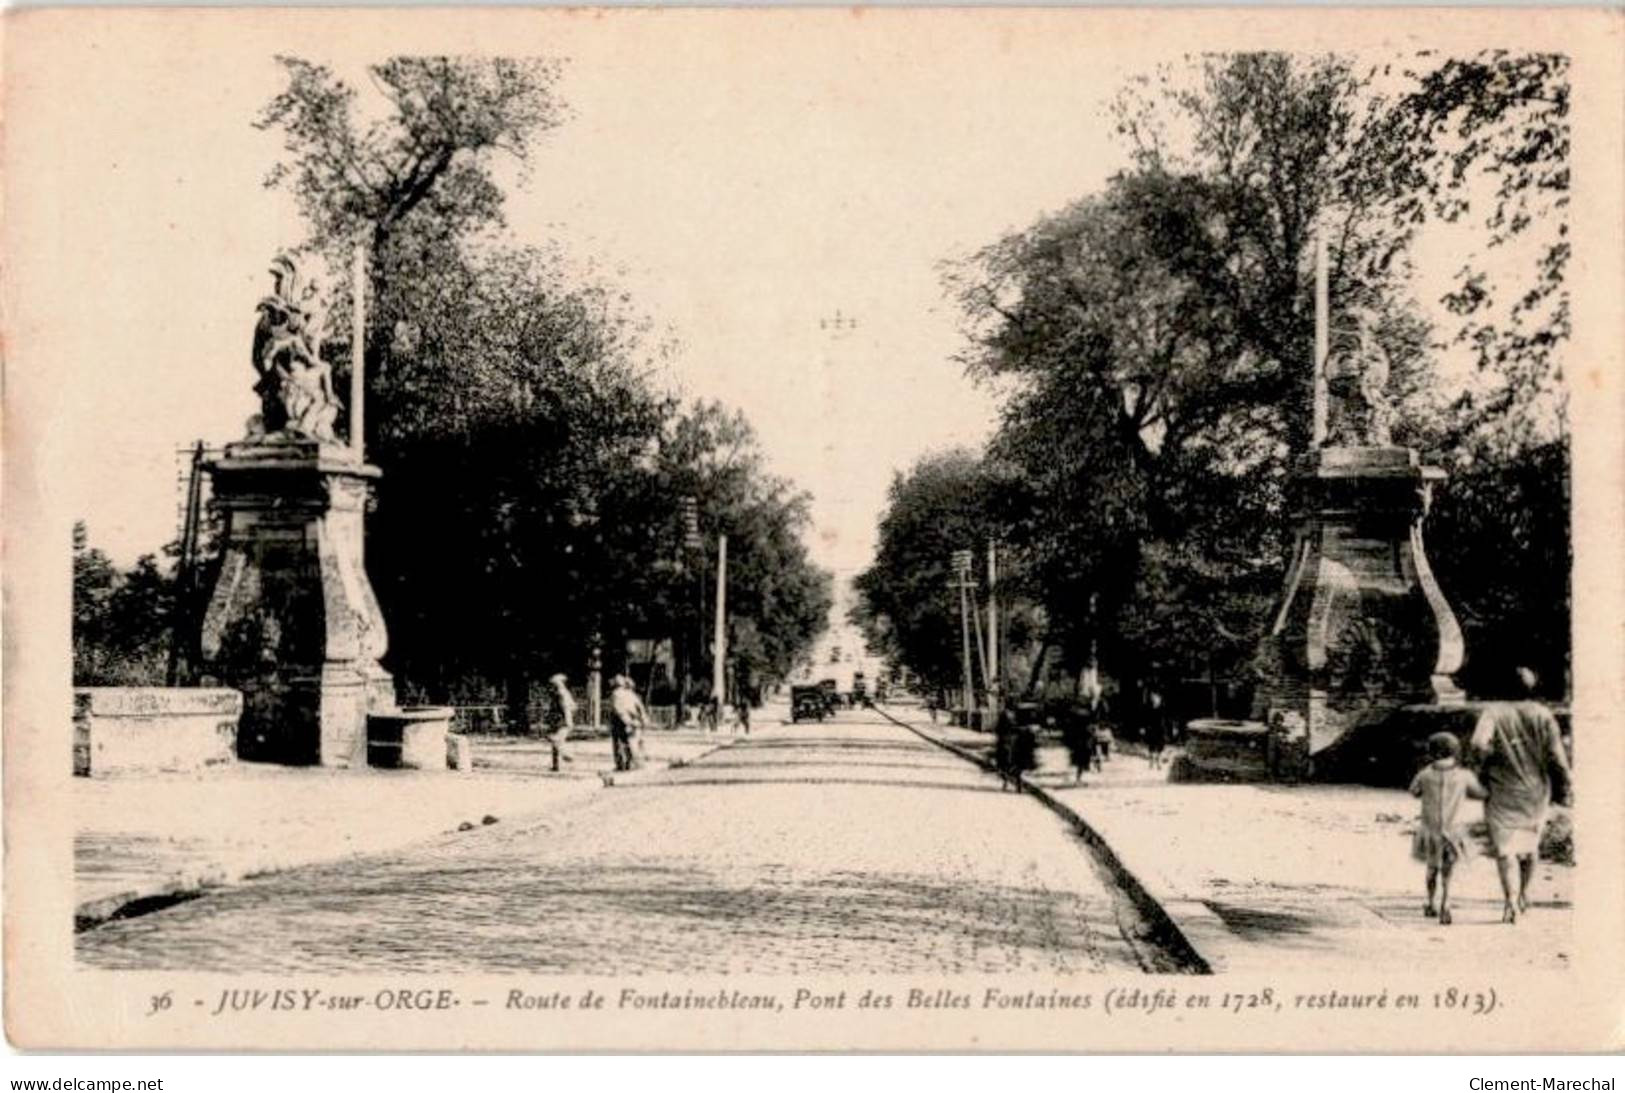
[[861, 50, 1571, 708], [75, 56, 831, 708], [255, 55, 830, 716], [1386, 52, 1570, 452], [73, 522, 176, 686], [852, 451, 1004, 699]]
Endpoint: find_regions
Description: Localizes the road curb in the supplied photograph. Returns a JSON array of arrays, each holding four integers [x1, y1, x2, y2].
[[880, 708, 1213, 975]]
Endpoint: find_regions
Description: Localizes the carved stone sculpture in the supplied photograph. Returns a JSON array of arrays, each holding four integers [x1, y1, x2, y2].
[[250, 254, 341, 444], [1324, 307, 1393, 448], [199, 251, 391, 767]]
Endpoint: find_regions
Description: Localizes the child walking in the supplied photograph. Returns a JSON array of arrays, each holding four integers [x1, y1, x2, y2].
[[1409, 732, 1487, 925]]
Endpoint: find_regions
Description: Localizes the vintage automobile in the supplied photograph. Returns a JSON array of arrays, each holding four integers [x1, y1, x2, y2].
[[790, 685, 828, 723]]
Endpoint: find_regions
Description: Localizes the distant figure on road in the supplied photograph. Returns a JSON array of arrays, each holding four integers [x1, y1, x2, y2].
[[543, 672, 577, 772], [926, 692, 940, 724], [1470, 667, 1574, 924], [1081, 688, 1112, 772], [736, 700, 751, 735], [608, 675, 648, 772], [1409, 731, 1486, 926], [1142, 689, 1172, 770], [993, 708, 1036, 792], [1061, 709, 1092, 784]]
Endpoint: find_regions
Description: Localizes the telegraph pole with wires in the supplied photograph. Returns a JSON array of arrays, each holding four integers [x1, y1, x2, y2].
[[712, 533, 728, 710], [986, 538, 1000, 725], [950, 549, 977, 726], [166, 440, 210, 686], [676, 495, 701, 724]]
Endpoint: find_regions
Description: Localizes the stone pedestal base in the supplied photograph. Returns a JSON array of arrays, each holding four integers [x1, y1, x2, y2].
[[200, 438, 393, 767], [1251, 446, 1466, 768]]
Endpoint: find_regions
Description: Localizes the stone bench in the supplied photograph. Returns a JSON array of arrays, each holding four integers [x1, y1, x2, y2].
[[367, 706, 458, 770], [73, 688, 242, 777]]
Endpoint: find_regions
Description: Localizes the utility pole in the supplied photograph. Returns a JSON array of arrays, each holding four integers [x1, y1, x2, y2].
[[1082, 590, 1101, 701], [986, 538, 1000, 724], [951, 549, 976, 726], [166, 440, 207, 686], [1311, 221, 1329, 449], [713, 534, 728, 707], [676, 495, 700, 725], [351, 243, 367, 461], [588, 631, 603, 728]]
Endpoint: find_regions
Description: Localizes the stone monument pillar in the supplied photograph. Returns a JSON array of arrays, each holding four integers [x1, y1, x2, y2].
[[1250, 308, 1465, 772], [199, 255, 394, 765]]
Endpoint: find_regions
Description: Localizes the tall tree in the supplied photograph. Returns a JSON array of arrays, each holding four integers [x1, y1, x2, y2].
[[650, 402, 832, 700], [942, 50, 1569, 702], [257, 56, 832, 720], [257, 56, 565, 258], [73, 522, 177, 686], [1110, 53, 1421, 456], [258, 56, 658, 717], [1384, 51, 1570, 453], [853, 450, 1002, 699], [948, 185, 1295, 690]]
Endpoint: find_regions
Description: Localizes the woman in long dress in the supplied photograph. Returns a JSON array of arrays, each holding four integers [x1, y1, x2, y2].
[[1470, 669, 1574, 923]]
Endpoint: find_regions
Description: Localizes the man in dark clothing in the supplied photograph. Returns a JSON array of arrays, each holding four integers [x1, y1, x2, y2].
[[1143, 689, 1172, 770], [994, 708, 1037, 791]]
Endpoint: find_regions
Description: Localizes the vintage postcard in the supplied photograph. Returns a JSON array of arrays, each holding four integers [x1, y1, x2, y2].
[[4, 6, 1623, 1052]]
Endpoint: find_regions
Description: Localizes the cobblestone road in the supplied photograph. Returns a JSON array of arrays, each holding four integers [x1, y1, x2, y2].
[[79, 711, 1157, 974]]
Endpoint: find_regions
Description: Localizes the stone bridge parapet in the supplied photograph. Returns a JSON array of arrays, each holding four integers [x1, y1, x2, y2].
[[73, 687, 242, 777]]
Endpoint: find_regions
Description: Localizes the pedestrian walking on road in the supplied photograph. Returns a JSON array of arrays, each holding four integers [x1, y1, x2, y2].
[[1081, 689, 1112, 773], [994, 708, 1037, 792], [1061, 710, 1092, 784], [608, 674, 648, 772], [1143, 689, 1171, 770], [1470, 668, 1574, 924], [543, 673, 577, 772], [1409, 732, 1486, 926], [736, 700, 751, 735]]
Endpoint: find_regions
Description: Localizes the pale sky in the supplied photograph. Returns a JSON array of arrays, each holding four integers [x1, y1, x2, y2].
[[7, 10, 1567, 579]]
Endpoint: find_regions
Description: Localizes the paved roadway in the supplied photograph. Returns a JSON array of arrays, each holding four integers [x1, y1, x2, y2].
[[78, 708, 1169, 974]]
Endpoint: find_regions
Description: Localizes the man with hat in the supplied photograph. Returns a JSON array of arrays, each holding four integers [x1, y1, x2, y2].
[[542, 672, 577, 773], [608, 674, 649, 772]]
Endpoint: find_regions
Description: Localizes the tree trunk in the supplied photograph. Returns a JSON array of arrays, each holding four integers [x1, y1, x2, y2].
[[674, 632, 688, 724], [1023, 636, 1052, 699]]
